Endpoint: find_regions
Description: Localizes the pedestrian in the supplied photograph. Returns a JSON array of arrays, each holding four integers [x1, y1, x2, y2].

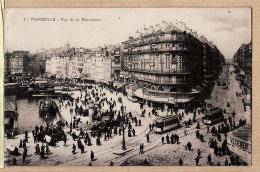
[[34, 135, 37, 143], [171, 133, 174, 144], [64, 137, 67, 146], [225, 158, 229, 166], [72, 144, 76, 154], [128, 128, 132, 137], [35, 144, 39, 154], [110, 161, 114, 166], [22, 148, 27, 163], [179, 158, 183, 166], [132, 128, 136, 136], [196, 130, 200, 138], [139, 143, 142, 154], [46, 144, 50, 155], [119, 128, 121, 135], [230, 155, 235, 165], [175, 134, 179, 144], [81, 145, 85, 154], [214, 146, 218, 156], [184, 128, 187, 135], [207, 154, 212, 165], [195, 156, 199, 166], [166, 134, 170, 144], [196, 122, 200, 129], [146, 133, 149, 143], [139, 119, 141, 126], [24, 130, 28, 141], [88, 138, 92, 146], [197, 149, 201, 157], [141, 143, 144, 153], [187, 142, 191, 151], [23, 139, 27, 148], [19, 139, 23, 148], [91, 150, 94, 161], [161, 136, 164, 145], [13, 157, 17, 165], [40, 150, 44, 159], [200, 134, 204, 142], [41, 144, 45, 154]]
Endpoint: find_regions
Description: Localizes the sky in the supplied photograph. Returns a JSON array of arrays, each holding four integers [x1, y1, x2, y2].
[[4, 8, 251, 59]]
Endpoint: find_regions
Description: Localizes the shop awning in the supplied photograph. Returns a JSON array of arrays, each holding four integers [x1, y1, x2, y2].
[[152, 97, 169, 103], [133, 88, 144, 99], [176, 98, 191, 103]]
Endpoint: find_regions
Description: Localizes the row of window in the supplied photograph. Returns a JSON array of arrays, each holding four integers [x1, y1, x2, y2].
[[126, 33, 185, 46]]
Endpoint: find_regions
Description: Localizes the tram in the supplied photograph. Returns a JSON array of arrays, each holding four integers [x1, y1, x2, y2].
[[154, 115, 180, 133], [202, 107, 224, 125]]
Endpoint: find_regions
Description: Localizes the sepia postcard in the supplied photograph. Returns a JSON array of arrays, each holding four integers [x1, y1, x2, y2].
[[2, 7, 254, 169]]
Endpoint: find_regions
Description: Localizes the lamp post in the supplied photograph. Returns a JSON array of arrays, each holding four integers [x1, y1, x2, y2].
[[121, 122, 126, 150], [121, 100, 126, 150], [70, 108, 73, 135]]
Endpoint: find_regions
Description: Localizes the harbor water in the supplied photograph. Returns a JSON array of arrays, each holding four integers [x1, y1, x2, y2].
[[14, 97, 62, 134]]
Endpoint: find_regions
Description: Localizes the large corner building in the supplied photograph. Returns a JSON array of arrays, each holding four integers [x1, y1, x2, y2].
[[122, 21, 224, 105]]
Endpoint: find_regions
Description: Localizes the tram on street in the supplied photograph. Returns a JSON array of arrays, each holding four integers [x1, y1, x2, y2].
[[154, 115, 180, 133], [202, 107, 224, 125]]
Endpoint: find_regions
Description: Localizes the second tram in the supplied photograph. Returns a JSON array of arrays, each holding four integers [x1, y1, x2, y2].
[[154, 115, 180, 133], [202, 107, 224, 125]]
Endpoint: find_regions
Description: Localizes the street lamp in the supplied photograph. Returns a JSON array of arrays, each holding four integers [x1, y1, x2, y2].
[[121, 122, 126, 150], [121, 99, 126, 150], [70, 108, 73, 135]]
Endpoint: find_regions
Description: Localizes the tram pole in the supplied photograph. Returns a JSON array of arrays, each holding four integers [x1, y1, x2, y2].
[[121, 100, 126, 150], [70, 107, 73, 135]]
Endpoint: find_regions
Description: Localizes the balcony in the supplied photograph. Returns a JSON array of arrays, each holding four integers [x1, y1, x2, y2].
[[125, 36, 188, 48], [131, 76, 189, 85], [127, 68, 191, 75], [124, 47, 190, 55]]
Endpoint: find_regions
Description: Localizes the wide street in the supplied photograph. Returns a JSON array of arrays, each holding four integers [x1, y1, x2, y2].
[[4, 65, 251, 166]]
